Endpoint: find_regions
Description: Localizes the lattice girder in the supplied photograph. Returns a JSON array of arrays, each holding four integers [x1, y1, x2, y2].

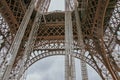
[[0, 0, 19, 34], [25, 40, 110, 80], [0, 0, 120, 80], [0, 15, 12, 67]]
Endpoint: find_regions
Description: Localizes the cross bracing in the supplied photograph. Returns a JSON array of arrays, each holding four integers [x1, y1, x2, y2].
[[0, 0, 120, 80]]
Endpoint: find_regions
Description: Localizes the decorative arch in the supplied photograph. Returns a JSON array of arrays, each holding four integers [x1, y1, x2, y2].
[[24, 39, 110, 79], [25, 50, 99, 76]]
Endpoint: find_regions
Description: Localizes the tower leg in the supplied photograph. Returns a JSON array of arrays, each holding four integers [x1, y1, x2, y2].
[[65, 3, 75, 79], [74, 2, 88, 80], [65, 55, 76, 80], [0, 0, 35, 80], [17, 11, 43, 80], [81, 59, 88, 80]]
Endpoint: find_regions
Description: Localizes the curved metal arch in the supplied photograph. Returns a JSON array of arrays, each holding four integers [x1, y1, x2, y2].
[[25, 50, 99, 76], [97, 0, 120, 79], [81, 0, 120, 79], [103, 1, 120, 71], [24, 40, 105, 79]]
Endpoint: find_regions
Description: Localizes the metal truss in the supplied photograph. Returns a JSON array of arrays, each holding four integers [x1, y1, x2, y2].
[[0, 14, 12, 79], [0, 0, 120, 80]]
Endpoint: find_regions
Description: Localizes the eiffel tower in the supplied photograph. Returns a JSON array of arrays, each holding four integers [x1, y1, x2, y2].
[[0, 0, 120, 80]]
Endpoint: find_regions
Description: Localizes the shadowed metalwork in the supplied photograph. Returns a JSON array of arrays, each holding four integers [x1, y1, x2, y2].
[[0, 0, 120, 80]]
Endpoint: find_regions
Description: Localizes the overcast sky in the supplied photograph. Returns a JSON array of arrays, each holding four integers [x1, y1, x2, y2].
[[26, 56, 101, 80], [48, 0, 65, 11], [26, 0, 101, 80]]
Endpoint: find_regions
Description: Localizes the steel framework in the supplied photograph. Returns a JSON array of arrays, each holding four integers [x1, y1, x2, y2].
[[0, 0, 120, 80]]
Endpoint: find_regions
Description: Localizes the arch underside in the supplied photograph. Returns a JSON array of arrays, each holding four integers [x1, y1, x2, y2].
[[24, 41, 112, 79]]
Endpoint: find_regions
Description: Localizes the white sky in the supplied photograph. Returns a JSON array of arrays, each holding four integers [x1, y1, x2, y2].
[[26, 56, 101, 80], [48, 0, 65, 11]]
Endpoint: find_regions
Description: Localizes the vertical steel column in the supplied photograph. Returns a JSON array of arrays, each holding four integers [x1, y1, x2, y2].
[[65, 0, 76, 80], [0, 0, 36, 80], [17, 8, 43, 80], [65, 11, 76, 80], [74, 2, 88, 80], [17, 0, 51, 79]]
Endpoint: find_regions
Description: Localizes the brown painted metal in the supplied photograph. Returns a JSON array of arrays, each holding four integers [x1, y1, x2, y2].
[[0, 0, 120, 80]]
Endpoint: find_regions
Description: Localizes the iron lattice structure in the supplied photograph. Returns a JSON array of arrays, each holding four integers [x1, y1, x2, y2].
[[0, 0, 120, 80]]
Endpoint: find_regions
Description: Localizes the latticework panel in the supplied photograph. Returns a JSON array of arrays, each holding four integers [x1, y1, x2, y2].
[[35, 12, 77, 42], [0, 0, 19, 34], [0, 15, 12, 67], [103, 1, 120, 71], [80, 0, 120, 79], [0, 0, 119, 80], [6, 0, 26, 24]]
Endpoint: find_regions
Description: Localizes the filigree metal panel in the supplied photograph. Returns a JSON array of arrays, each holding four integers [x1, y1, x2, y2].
[[0, 0, 120, 80]]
